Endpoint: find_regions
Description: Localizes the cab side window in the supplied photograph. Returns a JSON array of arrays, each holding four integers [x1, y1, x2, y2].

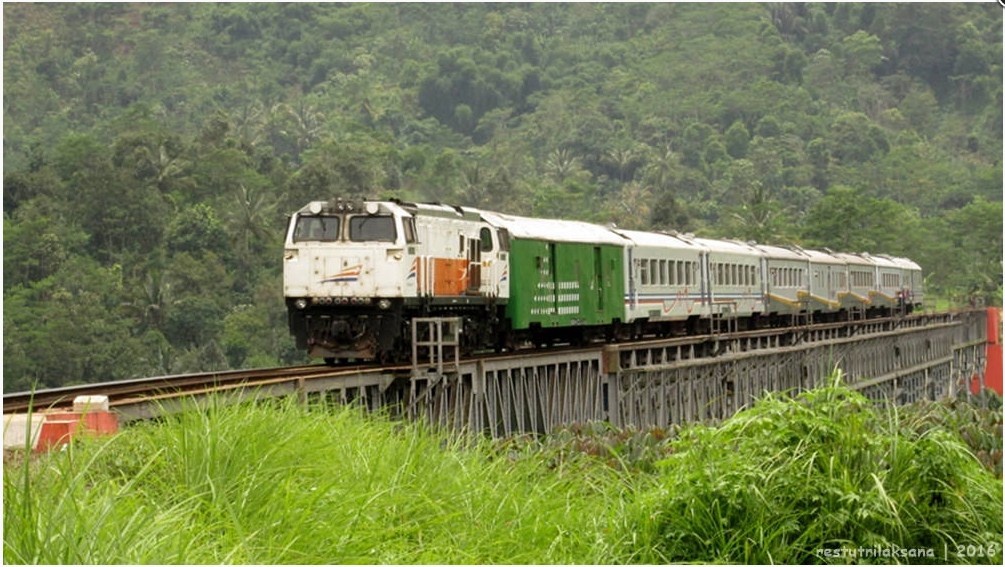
[[479, 227, 494, 252]]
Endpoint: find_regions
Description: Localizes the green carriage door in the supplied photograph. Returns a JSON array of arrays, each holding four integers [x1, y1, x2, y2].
[[533, 242, 559, 325], [548, 242, 559, 322], [594, 246, 604, 313]]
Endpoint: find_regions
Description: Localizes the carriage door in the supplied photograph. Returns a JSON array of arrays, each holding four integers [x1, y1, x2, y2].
[[476, 226, 499, 297], [466, 231, 482, 294], [594, 246, 604, 313]]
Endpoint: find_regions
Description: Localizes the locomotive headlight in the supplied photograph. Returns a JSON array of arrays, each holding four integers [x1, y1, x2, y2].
[[308, 202, 323, 214], [377, 299, 392, 310], [294, 298, 308, 310], [365, 202, 380, 215]]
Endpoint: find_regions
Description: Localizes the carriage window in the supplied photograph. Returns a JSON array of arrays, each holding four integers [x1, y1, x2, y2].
[[294, 215, 340, 243], [348, 215, 396, 242], [640, 259, 649, 286]]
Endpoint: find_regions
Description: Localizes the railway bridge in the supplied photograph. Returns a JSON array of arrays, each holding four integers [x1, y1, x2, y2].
[[398, 309, 991, 436], [4, 310, 992, 445]]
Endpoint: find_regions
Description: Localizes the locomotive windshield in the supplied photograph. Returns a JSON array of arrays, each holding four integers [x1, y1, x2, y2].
[[293, 216, 340, 242], [349, 215, 396, 242]]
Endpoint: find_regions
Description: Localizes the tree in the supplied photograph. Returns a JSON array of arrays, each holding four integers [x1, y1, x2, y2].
[[933, 197, 1003, 303], [52, 133, 169, 260], [801, 185, 919, 254], [166, 203, 230, 256], [286, 138, 390, 208], [3, 258, 148, 392], [839, 31, 883, 78], [3, 204, 89, 291], [827, 112, 889, 164], [226, 184, 280, 274], [724, 121, 750, 159]]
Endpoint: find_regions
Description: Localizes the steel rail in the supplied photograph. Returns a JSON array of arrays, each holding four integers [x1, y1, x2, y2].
[[2, 364, 375, 414]]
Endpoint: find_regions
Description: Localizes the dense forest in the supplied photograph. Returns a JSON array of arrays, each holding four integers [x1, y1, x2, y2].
[[3, 3, 1002, 392]]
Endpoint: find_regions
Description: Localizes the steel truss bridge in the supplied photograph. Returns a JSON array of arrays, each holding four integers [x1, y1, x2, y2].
[[7, 310, 988, 437]]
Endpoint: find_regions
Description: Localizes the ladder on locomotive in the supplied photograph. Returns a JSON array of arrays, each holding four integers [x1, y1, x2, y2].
[[411, 317, 462, 377]]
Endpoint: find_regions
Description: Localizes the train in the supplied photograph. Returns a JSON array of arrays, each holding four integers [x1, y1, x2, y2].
[[283, 197, 923, 363]]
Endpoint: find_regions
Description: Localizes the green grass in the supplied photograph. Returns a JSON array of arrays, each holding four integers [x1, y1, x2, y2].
[[4, 398, 627, 564], [4, 378, 1002, 564]]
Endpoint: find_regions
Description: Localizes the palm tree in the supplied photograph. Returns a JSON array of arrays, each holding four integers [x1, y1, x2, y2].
[[272, 101, 325, 165], [544, 147, 581, 183], [228, 183, 279, 267], [121, 269, 173, 334]]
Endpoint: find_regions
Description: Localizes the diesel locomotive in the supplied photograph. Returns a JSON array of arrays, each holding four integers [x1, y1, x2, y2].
[[283, 198, 923, 363]]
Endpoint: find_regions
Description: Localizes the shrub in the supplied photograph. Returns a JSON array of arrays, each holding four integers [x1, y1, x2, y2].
[[625, 374, 1003, 564]]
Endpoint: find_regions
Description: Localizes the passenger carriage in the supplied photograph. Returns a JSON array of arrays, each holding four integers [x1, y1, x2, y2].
[[884, 255, 924, 312], [796, 246, 845, 316], [831, 252, 876, 315], [612, 229, 708, 325], [755, 244, 810, 318], [691, 237, 766, 322], [865, 253, 905, 311]]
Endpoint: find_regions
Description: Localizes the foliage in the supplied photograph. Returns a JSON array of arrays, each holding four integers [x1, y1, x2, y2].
[[3, 3, 1001, 389], [900, 390, 1004, 478], [623, 376, 1004, 564]]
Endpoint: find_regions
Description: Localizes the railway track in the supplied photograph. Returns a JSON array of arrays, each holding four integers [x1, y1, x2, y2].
[[1, 364, 396, 414], [3, 312, 952, 416]]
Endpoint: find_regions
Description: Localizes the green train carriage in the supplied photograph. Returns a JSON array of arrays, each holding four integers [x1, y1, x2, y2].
[[479, 211, 627, 344]]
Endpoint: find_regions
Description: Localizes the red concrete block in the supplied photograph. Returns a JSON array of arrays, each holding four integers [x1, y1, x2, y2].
[[47, 411, 119, 436], [35, 419, 80, 452], [33, 410, 120, 452]]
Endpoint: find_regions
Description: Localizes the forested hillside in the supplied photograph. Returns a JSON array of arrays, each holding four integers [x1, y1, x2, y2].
[[3, 3, 1002, 391]]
